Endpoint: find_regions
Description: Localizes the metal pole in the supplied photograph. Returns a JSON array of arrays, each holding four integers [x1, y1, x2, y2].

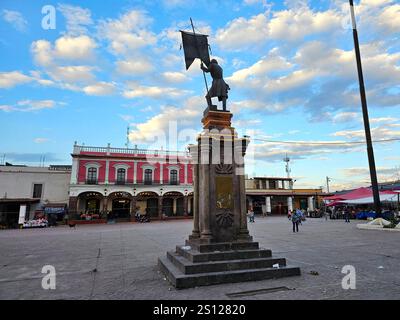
[[326, 176, 330, 193], [349, 0, 381, 216], [190, 17, 209, 93]]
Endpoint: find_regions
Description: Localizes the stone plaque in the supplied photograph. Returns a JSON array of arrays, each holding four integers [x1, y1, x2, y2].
[[215, 176, 233, 209]]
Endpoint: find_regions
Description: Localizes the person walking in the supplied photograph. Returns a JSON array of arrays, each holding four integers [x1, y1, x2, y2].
[[247, 208, 255, 223], [292, 209, 301, 233], [344, 208, 351, 223], [324, 208, 329, 221]]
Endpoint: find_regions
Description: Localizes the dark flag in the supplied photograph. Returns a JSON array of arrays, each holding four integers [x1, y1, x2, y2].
[[180, 30, 210, 70]]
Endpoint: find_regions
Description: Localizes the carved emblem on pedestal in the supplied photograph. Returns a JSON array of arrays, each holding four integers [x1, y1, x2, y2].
[[216, 209, 234, 228], [215, 164, 233, 174]]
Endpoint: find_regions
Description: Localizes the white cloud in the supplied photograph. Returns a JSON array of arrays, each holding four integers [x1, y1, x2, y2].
[[54, 35, 97, 60], [341, 166, 400, 182], [119, 114, 134, 122], [98, 10, 156, 56], [215, 6, 342, 50], [82, 82, 115, 96], [215, 13, 270, 50], [48, 65, 96, 83], [370, 117, 399, 124], [57, 4, 93, 36], [123, 83, 191, 99], [162, 71, 188, 83], [34, 138, 50, 144], [31, 40, 53, 67], [129, 96, 202, 145], [227, 50, 293, 88], [0, 71, 32, 88], [333, 112, 361, 123], [331, 123, 400, 141], [116, 59, 154, 75], [0, 100, 63, 112], [2, 9, 27, 32]]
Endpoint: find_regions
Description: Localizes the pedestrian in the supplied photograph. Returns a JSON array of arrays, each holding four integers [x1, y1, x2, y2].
[[63, 211, 69, 225], [345, 208, 350, 223], [292, 209, 301, 233], [247, 208, 255, 223], [288, 209, 292, 220]]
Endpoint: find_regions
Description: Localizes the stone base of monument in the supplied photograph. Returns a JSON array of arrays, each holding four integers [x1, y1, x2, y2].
[[158, 240, 301, 289]]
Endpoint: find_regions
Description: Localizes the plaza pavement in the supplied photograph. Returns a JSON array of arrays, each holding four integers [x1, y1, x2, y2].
[[0, 216, 399, 300]]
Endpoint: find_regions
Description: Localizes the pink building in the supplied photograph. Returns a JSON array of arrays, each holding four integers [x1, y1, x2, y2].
[[68, 143, 193, 221]]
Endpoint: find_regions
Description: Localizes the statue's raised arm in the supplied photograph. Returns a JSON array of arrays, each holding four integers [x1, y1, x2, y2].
[[200, 59, 230, 111]]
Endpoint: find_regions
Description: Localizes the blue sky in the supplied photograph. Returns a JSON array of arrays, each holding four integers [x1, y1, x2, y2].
[[0, 0, 399, 191]]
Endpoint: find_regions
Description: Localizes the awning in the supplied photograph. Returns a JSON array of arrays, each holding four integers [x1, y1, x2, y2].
[[0, 198, 40, 204], [337, 193, 398, 204], [323, 187, 397, 202], [43, 203, 67, 214]]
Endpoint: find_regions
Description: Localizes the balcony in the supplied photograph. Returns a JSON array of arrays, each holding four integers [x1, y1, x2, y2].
[[115, 180, 126, 185], [86, 179, 98, 185], [73, 144, 190, 158]]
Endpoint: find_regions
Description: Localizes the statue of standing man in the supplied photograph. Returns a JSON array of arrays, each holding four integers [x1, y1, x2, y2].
[[201, 59, 230, 111]]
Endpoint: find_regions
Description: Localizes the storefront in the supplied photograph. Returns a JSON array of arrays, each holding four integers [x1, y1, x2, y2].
[[0, 198, 40, 229]]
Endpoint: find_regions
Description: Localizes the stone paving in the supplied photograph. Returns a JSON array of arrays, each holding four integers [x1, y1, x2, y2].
[[0, 216, 399, 300]]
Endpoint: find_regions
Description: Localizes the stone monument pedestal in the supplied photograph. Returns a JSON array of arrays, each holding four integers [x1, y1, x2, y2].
[[158, 108, 300, 289]]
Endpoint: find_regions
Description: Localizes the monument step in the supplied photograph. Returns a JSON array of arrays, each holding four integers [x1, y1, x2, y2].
[[158, 256, 301, 289], [167, 251, 286, 275], [176, 246, 272, 263], [185, 241, 259, 253]]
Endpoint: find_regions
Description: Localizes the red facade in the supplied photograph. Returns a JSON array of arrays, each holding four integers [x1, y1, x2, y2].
[[74, 149, 193, 185]]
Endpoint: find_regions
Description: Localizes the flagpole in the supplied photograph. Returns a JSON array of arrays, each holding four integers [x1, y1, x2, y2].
[[190, 17, 209, 93], [349, 0, 381, 216]]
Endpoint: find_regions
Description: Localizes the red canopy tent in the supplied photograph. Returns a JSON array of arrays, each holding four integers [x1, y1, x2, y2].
[[324, 187, 397, 206], [323, 187, 372, 202]]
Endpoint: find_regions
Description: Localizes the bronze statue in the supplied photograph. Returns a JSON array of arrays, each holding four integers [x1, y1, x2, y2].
[[201, 59, 230, 111]]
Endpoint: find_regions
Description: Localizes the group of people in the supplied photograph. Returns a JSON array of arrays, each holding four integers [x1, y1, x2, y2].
[[288, 209, 305, 233], [325, 207, 354, 222], [134, 208, 150, 223]]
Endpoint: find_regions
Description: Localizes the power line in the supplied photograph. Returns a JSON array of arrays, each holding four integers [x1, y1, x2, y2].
[[251, 137, 400, 145]]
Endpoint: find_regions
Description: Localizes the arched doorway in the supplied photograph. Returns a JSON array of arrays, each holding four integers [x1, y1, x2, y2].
[[112, 198, 131, 219], [108, 192, 132, 220], [162, 198, 173, 216], [163, 192, 184, 216], [146, 198, 159, 217], [176, 197, 184, 216], [77, 192, 103, 215], [136, 192, 159, 218]]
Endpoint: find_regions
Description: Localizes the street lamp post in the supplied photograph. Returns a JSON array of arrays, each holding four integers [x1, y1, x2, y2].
[[349, 0, 381, 216]]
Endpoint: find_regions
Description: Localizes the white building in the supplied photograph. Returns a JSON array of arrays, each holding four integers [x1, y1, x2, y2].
[[0, 164, 71, 228]]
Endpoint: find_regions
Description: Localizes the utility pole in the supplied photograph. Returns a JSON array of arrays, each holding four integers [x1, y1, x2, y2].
[[349, 0, 381, 215], [283, 154, 291, 178], [326, 176, 331, 193], [125, 125, 130, 149]]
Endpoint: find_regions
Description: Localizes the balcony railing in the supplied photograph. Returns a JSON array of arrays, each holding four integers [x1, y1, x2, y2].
[[86, 179, 98, 185], [80, 180, 189, 186], [74, 144, 189, 158]]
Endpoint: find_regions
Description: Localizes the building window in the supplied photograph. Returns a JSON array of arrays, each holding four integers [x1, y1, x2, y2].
[[170, 169, 178, 185], [116, 168, 126, 185], [144, 169, 152, 185], [87, 167, 97, 184], [33, 184, 43, 198]]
